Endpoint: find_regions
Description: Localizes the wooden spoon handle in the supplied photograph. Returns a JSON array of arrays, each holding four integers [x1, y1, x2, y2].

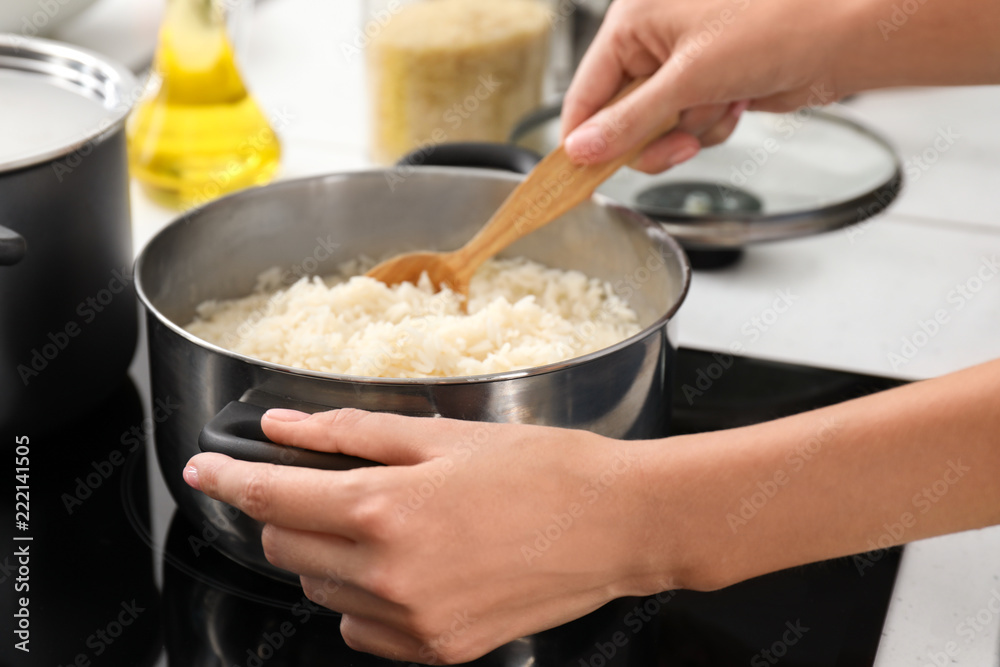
[[453, 77, 679, 274]]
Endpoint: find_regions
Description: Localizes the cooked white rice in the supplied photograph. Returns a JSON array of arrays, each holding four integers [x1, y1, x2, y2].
[[185, 257, 641, 378]]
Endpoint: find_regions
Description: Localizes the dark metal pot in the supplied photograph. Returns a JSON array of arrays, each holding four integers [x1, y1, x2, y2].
[[135, 168, 690, 582], [0, 36, 139, 431]]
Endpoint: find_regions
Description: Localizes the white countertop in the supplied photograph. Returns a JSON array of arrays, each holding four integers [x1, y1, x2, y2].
[[49, 0, 1000, 665], [874, 526, 1000, 667]]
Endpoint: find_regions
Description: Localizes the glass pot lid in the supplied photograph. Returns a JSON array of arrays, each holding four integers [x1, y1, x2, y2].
[[511, 104, 903, 249]]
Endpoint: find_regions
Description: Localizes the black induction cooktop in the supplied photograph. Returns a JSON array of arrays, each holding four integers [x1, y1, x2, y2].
[[0, 348, 904, 667]]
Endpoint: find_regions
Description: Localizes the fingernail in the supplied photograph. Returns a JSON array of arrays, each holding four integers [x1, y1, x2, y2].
[[183, 465, 200, 491], [264, 409, 310, 422], [667, 144, 699, 166], [730, 99, 752, 118], [565, 123, 607, 163]]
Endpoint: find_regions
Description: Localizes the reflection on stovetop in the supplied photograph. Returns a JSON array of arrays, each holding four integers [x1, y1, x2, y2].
[[160, 508, 899, 667], [1, 349, 906, 667], [162, 507, 656, 667], [0, 378, 162, 667]]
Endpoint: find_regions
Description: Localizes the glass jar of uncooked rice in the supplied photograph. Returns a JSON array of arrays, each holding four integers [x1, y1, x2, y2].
[[364, 0, 551, 164]]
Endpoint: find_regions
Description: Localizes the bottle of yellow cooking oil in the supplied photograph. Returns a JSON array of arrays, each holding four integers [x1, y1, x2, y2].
[[127, 0, 281, 209]]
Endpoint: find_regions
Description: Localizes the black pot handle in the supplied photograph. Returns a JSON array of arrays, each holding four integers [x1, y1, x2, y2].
[[396, 142, 541, 175], [199, 401, 380, 471], [0, 225, 26, 266]]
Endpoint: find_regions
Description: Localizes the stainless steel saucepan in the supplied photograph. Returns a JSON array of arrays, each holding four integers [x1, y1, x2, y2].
[[135, 168, 690, 582]]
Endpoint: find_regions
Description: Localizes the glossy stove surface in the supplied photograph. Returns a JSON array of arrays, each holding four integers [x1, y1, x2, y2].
[[0, 349, 904, 667], [158, 510, 900, 667]]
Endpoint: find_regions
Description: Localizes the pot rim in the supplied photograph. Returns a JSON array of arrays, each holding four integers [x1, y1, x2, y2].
[[134, 168, 692, 386], [0, 34, 139, 173]]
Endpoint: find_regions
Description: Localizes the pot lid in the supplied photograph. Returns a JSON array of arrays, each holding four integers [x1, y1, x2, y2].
[[511, 104, 903, 249], [0, 35, 138, 173]]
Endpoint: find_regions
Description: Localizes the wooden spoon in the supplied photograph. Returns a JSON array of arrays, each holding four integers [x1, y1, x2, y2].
[[366, 78, 678, 296]]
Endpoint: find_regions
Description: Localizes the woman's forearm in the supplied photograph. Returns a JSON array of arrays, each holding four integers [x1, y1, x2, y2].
[[632, 358, 1000, 593], [837, 0, 1000, 94]]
